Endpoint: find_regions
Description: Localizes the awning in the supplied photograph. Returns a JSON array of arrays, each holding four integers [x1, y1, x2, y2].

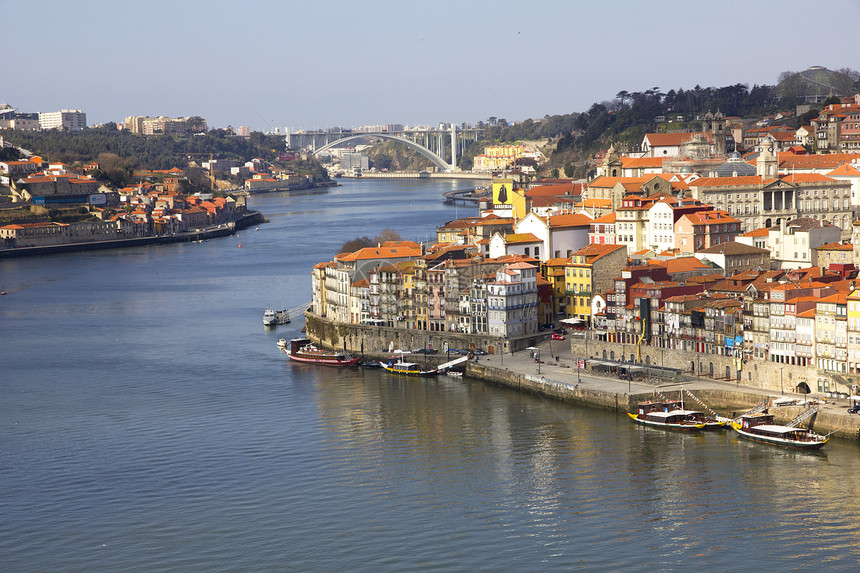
[[560, 318, 585, 325]]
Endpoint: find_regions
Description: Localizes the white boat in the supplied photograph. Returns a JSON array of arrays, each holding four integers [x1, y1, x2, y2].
[[263, 308, 290, 326], [730, 411, 828, 449]]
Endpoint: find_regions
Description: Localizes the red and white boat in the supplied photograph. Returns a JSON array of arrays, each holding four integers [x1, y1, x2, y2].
[[280, 338, 361, 366]]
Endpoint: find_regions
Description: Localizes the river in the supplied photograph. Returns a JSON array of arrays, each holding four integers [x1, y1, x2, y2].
[[2, 179, 860, 571]]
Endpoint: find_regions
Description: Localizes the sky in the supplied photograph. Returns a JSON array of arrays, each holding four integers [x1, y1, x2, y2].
[[3, 0, 860, 132]]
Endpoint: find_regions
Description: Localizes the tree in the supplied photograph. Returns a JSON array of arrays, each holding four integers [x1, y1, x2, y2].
[[339, 236, 373, 253], [374, 228, 402, 244], [563, 162, 575, 177]]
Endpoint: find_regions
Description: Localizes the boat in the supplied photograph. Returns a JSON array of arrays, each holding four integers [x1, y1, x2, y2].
[[730, 411, 828, 449], [664, 392, 729, 429], [446, 371, 463, 377], [276, 338, 287, 349], [379, 361, 438, 376], [263, 308, 290, 326], [280, 338, 361, 366], [627, 400, 706, 430]]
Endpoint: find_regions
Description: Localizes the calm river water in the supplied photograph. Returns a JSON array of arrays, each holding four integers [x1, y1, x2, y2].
[[3, 179, 860, 572]]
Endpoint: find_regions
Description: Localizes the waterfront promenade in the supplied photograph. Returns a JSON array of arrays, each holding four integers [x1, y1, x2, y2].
[[466, 335, 860, 441]]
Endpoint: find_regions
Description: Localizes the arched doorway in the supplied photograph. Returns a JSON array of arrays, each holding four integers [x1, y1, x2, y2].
[[603, 350, 607, 360], [610, 350, 615, 361], [645, 355, 651, 366], [709, 362, 714, 376], [726, 365, 731, 379], [795, 381, 811, 395]]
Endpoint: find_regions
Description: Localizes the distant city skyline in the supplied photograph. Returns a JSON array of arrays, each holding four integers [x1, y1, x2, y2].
[[3, 0, 859, 131]]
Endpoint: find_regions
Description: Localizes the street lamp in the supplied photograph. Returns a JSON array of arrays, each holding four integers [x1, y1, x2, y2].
[[780, 367, 784, 395], [537, 349, 541, 375]]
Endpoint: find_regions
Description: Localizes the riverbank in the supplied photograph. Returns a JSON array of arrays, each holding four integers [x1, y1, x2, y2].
[[0, 210, 265, 258]]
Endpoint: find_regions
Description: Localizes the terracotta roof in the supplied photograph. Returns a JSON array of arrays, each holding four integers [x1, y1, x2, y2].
[[548, 213, 593, 228], [504, 233, 542, 244], [571, 243, 626, 261], [620, 157, 665, 168], [697, 241, 770, 255], [741, 227, 770, 237], [827, 164, 860, 177], [590, 212, 617, 224], [817, 242, 852, 251]]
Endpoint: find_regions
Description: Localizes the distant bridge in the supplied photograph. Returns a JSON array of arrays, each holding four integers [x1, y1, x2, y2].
[[286, 126, 482, 172]]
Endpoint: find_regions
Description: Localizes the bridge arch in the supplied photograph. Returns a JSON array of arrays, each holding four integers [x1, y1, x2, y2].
[[312, 134, 453, 172]]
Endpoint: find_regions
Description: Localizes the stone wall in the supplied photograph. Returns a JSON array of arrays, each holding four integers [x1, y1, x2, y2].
[[570, 337, 819, 395], [304, 313, 544, 355]]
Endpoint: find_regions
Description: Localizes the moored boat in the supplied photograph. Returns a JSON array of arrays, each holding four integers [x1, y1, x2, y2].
[[730, 411, 828, 449], [263, 308, 290, 327], [627, 400, 706, 430], [380, 361, 438, 376], [280, 338, 361, 366], [662, 398, 728, 429]]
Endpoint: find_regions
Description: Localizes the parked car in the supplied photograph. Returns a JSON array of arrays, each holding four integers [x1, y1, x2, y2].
[[473, 349, 487, 355], [848, 404, 860, 414], [552, 333, 566, 341], [553, 328, 565, 335]]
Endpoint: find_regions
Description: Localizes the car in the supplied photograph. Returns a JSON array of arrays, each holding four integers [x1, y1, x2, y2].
[[472, 349, 487, 355], [553, 328, 565, 335], [848, 405, 860, 414], [551, 333, 566, 341]]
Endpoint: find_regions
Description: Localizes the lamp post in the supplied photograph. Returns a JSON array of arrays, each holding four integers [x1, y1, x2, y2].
[[780, 366, 784, 395], [536, 349, 541, 375]]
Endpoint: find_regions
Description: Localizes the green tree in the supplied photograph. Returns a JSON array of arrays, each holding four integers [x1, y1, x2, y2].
[[563, 162, 574, 177]]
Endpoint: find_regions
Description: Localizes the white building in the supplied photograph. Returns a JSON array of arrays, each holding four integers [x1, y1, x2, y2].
[[39, 109, 87, 131], [487, 262, 538, 338], [767, 218, 842, 269]]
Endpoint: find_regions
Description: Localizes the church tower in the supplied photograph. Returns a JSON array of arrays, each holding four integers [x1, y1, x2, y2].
[[756, 138, 777, 178], [702, 110, 727, 156]]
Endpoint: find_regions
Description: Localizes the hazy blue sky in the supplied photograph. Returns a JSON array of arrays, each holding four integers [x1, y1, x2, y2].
[[4, 0, 859, 131]]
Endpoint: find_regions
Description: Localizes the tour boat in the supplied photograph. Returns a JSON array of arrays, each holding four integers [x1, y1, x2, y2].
[[627, 400, 706, 430], [730, 411, 828, 449], [281, 338, 361, 366], [379, 361, 438, 376], [662, 398, 728, 429], [263, 308, 290, 326]]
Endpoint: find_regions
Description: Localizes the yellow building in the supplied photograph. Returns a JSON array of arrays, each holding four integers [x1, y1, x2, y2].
[[847, 289, 860, 374], [541, 257, 571, 319], [492, 178, 527, 220], [564, 244, 628, 323]]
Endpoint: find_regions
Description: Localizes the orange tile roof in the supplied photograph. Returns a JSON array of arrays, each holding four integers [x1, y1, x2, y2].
[[590, 212, 617, 224], [548, 213, 593, 228], [817, 242, 852, 251], [828, 164, 860, 177], [621, 157, 665, 168], [644, 132, 714, 147], [741, 227, 770, 237], [505, 233, 542, 244]]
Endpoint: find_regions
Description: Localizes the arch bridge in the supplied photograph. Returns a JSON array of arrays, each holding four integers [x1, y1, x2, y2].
[[287, 127, 482, 172]]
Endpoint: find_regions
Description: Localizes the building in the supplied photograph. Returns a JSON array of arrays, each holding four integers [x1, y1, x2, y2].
[[39, 110, 87, 131], [487, 262, 538, 338], [564, 244, 627, 324], [687, 147, 854, 234], [673, 210, 742, 253], [766, 218, 842, 268], [694, 241, 770, 275]]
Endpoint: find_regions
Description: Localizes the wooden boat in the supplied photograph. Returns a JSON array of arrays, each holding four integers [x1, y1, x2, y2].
[[280, 338, 360, 366], [627, 400, 706, 430], [379, 361, 438, 376], [662, 397, 728, 429], [730, 411, 828, 449]]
